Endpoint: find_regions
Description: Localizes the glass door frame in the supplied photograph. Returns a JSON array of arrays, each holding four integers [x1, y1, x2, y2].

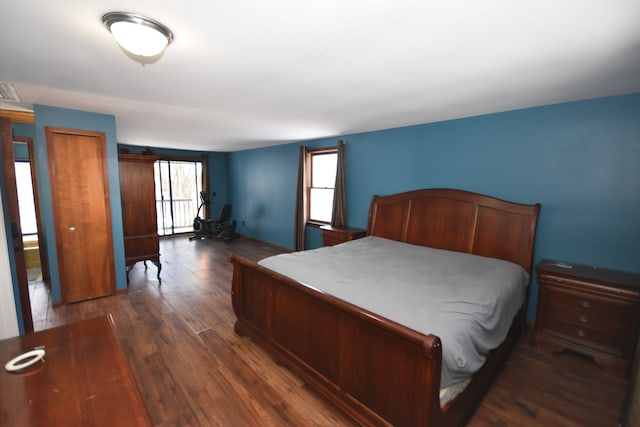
[[154, 154, 208, 236]]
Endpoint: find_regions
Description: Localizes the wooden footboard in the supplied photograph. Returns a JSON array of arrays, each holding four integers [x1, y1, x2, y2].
[[230, 253, 445, 426]]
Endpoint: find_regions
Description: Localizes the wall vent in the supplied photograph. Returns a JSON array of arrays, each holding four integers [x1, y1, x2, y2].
[[0, 82, 21, 102]]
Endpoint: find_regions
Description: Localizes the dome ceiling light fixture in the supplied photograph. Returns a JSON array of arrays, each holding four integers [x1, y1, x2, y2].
[[102, 12, 173, 58]]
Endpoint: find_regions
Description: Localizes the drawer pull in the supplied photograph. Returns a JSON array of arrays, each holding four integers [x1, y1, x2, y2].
[[576, 329, 586, 337], [580, 300, 591, 308], [578, 315, 588, 323]]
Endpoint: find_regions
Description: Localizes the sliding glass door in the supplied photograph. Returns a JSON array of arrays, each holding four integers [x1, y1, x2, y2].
[[154, 159, 203, 236]]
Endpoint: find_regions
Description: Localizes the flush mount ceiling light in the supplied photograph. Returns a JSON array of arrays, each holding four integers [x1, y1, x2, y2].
[[102, 12, 173, 58]]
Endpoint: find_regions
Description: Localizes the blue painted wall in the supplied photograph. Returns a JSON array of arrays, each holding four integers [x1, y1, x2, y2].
[[13, 122, 35, 160], [227, 143, 301, 248], [33, 105, 127, 303], [227, 93, 640, 320]]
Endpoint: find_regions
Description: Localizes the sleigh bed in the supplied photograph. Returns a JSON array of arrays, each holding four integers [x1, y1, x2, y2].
[[229, 188, 540, 426]]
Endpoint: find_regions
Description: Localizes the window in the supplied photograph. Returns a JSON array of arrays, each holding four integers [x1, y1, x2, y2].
[[154, 159, 204, 235], [307, 148, 337, 224]]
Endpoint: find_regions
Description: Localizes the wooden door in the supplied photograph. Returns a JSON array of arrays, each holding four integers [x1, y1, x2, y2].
[[1, 118, 33, 332], [46, 127, 115, 303]]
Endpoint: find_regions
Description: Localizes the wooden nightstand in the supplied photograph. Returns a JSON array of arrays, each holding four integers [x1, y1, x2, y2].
[[531, 259, 640, 377], [320, 225, 366, 247]]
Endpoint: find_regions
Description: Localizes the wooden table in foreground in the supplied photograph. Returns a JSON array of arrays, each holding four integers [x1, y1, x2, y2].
[[0, 316, 151, 426]]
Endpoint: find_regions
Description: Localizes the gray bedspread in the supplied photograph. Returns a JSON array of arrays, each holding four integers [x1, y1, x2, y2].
[[258, 236, 529, 388]]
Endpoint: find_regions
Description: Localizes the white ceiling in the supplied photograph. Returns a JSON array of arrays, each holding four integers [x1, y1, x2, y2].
[[1, 1, 639, 152]]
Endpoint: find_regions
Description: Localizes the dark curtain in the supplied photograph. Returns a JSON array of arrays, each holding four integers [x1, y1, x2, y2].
[[331, 140, 347, 227], [294, 145, 308, 251]]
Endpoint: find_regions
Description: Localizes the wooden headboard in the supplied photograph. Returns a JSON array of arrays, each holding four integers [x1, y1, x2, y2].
[[367, 188, 541, 273]]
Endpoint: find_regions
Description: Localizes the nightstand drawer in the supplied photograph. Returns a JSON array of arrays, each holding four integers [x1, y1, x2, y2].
[[541, 315, 626, 356], [539, 272, 639, 300], [543, 305, 627, 335], [542, 285, 632, 331], [322, 234, 346, 247], [320, 225, 366, 247]]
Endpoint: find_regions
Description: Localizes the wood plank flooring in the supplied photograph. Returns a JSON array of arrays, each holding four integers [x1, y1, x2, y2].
[[30, 235, 628, 426]]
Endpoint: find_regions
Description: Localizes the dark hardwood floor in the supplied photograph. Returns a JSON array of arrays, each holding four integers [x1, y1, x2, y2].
[[29, 235, 628, 426]]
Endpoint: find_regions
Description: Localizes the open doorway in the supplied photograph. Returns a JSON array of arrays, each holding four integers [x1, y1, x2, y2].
[[15, 159, 39, 279], [14, 138, 49, 330]]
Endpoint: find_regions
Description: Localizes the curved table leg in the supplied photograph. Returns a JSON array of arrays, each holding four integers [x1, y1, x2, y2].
[[125, 258, 161, 283], [125, 265, 133, 284], [153, 260, 162, 282]]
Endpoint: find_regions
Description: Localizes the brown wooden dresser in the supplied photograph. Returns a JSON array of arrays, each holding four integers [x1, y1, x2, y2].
[[0, 316, 152, 426], [118, 154, 161, 281], [532, 259, 640, 377], [320, 225, 366, 247]]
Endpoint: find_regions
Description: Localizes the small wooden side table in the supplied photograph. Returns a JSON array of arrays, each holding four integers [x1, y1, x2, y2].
[[320, 225, 367, 247]]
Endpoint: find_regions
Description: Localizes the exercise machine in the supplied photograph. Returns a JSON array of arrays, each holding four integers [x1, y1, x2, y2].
[[189, 192, 238, 241]]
